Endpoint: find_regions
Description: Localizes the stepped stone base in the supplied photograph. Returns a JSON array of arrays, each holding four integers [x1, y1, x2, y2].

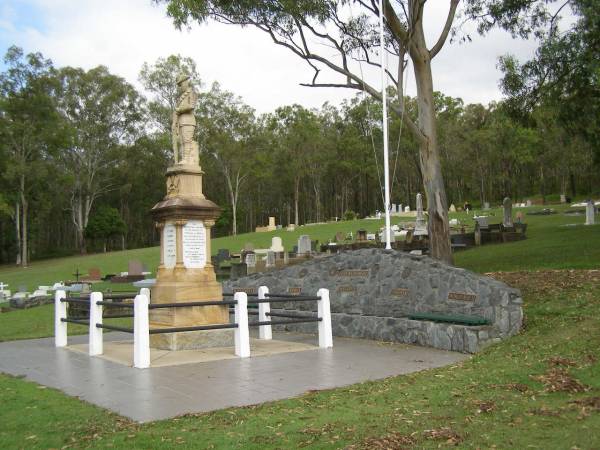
[[150, 328, 234, 351]]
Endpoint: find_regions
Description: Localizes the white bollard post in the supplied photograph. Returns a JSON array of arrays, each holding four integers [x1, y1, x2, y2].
[[140, 287, 151, 301], [317, 288, 333, 348], [133, 293, 150, 369], [89, 292, 103, 356], [234, 292, 250, 358], [258, 286, 272, 340], [55, 289, 67, 347]]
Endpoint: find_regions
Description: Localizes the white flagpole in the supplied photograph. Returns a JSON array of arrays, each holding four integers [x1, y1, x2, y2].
[[379, 0, 392, 250]]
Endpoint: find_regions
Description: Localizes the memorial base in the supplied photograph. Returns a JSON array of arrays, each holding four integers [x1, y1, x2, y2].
[[150, 328, 234, 351]]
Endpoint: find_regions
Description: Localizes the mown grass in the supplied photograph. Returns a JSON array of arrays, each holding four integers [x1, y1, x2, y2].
[[0, 204, 597, 291], [0, 304, 132, 343], [1, 273, 599, 449]]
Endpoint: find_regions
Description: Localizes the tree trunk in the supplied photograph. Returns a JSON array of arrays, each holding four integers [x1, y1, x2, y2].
[[294, 176, 300, 225], [15, 201, 21, 266], [412, 33, 453, 264], [20, 176, 29, 267]]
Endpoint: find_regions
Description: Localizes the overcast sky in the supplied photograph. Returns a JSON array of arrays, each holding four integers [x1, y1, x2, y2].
[[0, 0, 539, 114]]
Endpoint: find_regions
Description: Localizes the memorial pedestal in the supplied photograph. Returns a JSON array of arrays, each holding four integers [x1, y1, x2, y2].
[[150, 163, 229, 351]]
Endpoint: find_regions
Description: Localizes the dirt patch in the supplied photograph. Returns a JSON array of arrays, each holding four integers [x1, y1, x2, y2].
[[485, 270, 600, 296], [531, 368, 589, 393], [346, 432, 416, 449]]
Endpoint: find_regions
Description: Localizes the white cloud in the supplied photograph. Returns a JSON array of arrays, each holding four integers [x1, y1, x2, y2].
[[2, 0, 538, 113]]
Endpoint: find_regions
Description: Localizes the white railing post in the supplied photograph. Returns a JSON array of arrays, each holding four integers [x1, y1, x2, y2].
[[317, 288, 333, 348], [234, 292, 250, 358], [140, 287, 151, 301], [89, 292, 103, 356], [55, 289, 67, 347], [258, 286, 272, 340], [133, 293, 150, 369]]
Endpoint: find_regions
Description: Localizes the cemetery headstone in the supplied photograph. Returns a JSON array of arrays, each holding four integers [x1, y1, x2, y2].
[[84, 267, 101, 281], [414, 193, 428, 236], [503, 197, 513, 228], [266, 251, 276, 268], [526, 199, 532, 207], [356, 229, 367, 242], [404, 205, 410, 212], [335, 231, 345, 243], [270, 236, 284, 252], [217, 248, 231, 261], [560, 194, 566, 203], [483, 201, 490, 210], [298, 235, 311, 255], [449, 204, 456, 213], [585, 200, 595, 225], [474, 216, 489, 229], [128, 260, 143, 276], [245, 252, 257, 267]]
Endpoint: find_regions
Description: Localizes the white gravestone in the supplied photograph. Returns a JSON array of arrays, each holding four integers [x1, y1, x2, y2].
[[270, 236, 284, 252], [182, 220, 207, 269], [449, 204, 456, 213], [585, 200, 595, 225], [404, 205, 410, 212], [245, 253, 256, 267], [414, 193, 428, 236], [163, 223, 177, 269]]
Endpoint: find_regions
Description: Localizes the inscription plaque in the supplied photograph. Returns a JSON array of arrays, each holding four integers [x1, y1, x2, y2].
[[337, 285, 357, 293], [182, 220, 206, 269], [448, 292, 477, 302], [233, 287, 257, 295], [391, 288, 410, 297], [163, 223, 176, 269], [330, 269, 369, 277], [288, 287, 302, 295]]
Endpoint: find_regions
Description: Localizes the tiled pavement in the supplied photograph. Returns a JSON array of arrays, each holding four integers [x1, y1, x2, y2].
[[0, 333, 468, 422]]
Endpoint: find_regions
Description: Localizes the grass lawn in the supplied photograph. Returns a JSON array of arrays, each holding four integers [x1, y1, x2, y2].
[[1, 271, 599, 448], [0, 204, 598, 291]]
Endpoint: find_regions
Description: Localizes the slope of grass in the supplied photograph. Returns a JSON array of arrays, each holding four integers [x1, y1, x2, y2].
[[0, 204, 597, 291], [1, 273, 599, 448]]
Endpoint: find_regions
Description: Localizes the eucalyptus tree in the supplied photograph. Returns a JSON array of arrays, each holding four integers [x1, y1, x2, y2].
[[197, 83, 257, 235], [57, 66, 144, 253], [0, 46, 65, 266], [267, 104, 321, 226], [139, 54, 201, 139], [157, 0, 564, 263]]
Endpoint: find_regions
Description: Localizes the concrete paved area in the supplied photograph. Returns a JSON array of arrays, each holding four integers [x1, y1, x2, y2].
[[0, 333, 468, 422], [69, 338, 318, 367]]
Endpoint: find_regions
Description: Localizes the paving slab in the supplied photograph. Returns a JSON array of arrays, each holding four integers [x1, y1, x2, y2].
[[0, 333, 469, 422]]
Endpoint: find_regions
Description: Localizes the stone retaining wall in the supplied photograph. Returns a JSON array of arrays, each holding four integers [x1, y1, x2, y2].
[[224, 248, 523, 353]]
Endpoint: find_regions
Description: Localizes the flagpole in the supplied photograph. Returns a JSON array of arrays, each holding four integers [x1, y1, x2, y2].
[[379, 0, 392, 250]]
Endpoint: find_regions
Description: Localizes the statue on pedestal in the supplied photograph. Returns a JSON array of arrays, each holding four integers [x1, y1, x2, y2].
[[172, 73, 199, 166]]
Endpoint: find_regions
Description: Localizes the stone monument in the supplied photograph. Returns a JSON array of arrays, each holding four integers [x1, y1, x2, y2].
[[585, 200, 595, 226], [502, 197, 513, 228], [150, 73, 228, 350], [414, 193, 428, 236]]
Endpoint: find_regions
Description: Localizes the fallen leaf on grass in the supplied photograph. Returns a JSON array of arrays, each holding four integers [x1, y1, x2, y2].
[[345, 432, 416, 449], [548, 357, 578, 367], [569, 397, 600, 412], [474, 400, 496, 414], [532, 368, 588, 393], [422, 427, 462, 445], [528, 407, 561, 417]]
